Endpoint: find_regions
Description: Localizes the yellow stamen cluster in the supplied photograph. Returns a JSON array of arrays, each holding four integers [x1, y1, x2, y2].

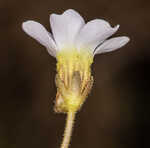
[[54, 48, 93, 113]]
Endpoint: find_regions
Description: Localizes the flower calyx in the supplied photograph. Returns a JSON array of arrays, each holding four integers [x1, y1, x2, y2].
[[54, 49, 93, 113]]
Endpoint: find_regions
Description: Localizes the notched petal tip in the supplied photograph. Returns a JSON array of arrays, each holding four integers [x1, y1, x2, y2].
[[114, 24, 120, 30], [111, 24, 120, 33]]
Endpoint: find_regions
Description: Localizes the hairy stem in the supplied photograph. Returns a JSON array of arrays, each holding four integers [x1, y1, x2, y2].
[[61, 111, 76, 148]]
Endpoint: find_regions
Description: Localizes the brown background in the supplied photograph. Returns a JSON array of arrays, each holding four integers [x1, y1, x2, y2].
[[0, 0, 150, 148]]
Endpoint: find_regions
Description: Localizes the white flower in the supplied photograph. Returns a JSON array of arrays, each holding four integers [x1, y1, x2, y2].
[[22, 10, 130, 147], [22, 9, 130, 58], [22, 9, 130, 113]]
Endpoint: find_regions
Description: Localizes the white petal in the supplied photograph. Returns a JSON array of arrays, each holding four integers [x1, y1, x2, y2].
[[76, 19, 119, 52], [22, 20, 57, 57], [94, 36, 130, 54], [50, 9, 85, 49]]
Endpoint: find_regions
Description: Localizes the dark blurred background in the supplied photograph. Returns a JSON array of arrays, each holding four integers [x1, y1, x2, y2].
[[0, 0, 150, 147]]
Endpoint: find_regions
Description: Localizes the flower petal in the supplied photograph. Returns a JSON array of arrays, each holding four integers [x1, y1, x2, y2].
[[50, 9, 85, 50], [94, 36, 130, 54], [22, 20, 57, 57], [76, 19, 119, 52]]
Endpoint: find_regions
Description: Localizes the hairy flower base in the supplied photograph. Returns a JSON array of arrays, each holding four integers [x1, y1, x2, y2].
[[54, 49, 93, 113]]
